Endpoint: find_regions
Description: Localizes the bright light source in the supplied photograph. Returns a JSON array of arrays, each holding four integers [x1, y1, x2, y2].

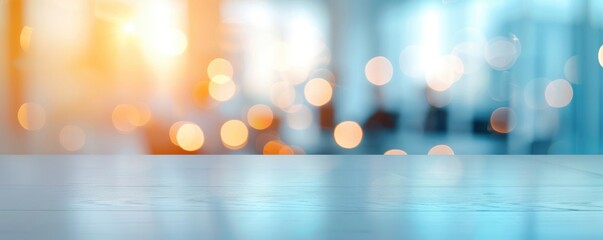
[[334, 121, 363, 149]]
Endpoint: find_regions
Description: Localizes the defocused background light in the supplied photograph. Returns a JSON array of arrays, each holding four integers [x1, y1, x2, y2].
[[1, 0, 602, 154], [112, 104, 150, 132], [428, 145, 455, 155], [59, 125, 86, 152], [490, 107, 516, 134], [304, 78, 333, 107], [221, 120, 248, 150], [425, 55, 464, 92], [17, 103, 45, 131], [169, 121, 187, 147], [263, 140, 294, 155], [545, 79, 573, 108], [176, 123, 204, 152], [247, 104, 273, 130], [19, 26, 32, 53], [365, 56, 393, 86], [334, 121, 363, 149], [384, 149, 407, 155], [209, 76, 236, 102], [143, 27, 188, 57]]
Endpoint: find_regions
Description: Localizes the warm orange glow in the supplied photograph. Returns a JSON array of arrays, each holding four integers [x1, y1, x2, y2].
[[247, 104, 274, 130], [428, 145, 455, 155], [255, 132, 278, 153], [304, 78, 333, 107], [490, 107, 516, 134], [112, 104, 150, 132], [17, 103, 46, 131], [365, 56, 393, 86], [334, 121, 363, 149], [192, 81, 212, 107], [210, 74, 231, 84], [209, 75, 236, 102], [263, 140, 282, 154], [176, 123, 205, 152], [384, 149, 407, 155], [262, 140, 294, 155], [278, 145, 294, 154], [59, 125, 86, 152], [169, 121, 187, 146], [208, 58, 234, 79], [20, 26, 33, 53], [135, 105, 152, 127], [220, 120, 248, 150]]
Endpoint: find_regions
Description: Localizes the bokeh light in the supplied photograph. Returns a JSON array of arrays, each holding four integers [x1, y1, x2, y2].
[[17, 103, 46, 131], [2, 1, 601, 155], [247, 104, 274, 130], [428, 145, 455, 155], [176, 123, 205, 152], [208, 58, 234, 79], [209, 75, 236, 102], [210, 75, 232, 84], [304, 78, 333, 107], [158, 28, 188, 56], [425, 54, 465, 92], [545, 79, 573, 108], [112, 104, 151, 132], [365, 56, 393, 86], [334, 121, 363, 149], [278, 145, 295, 154], [221, 120, 248, 150], [484, 36, 520, 71], [59, 125, 86, 152], [263, 140, 294, 155], [384, 149, 408, 155], [490, 107, 516, 134], [169, 121, 187, 146], [20, 26, 33, 53]]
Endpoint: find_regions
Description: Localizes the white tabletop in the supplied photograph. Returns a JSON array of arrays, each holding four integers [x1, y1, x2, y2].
[[0, 155, 602, 239]]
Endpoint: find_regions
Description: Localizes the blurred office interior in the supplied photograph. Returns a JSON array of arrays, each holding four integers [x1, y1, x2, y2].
[[1, 0, 603, 154]]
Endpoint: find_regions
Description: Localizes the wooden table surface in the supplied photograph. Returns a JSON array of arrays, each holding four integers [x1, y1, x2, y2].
[[0, 155, 602, 239]]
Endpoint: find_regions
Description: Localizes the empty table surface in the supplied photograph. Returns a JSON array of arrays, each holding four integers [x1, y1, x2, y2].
[[0, 155, 602, 239]]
